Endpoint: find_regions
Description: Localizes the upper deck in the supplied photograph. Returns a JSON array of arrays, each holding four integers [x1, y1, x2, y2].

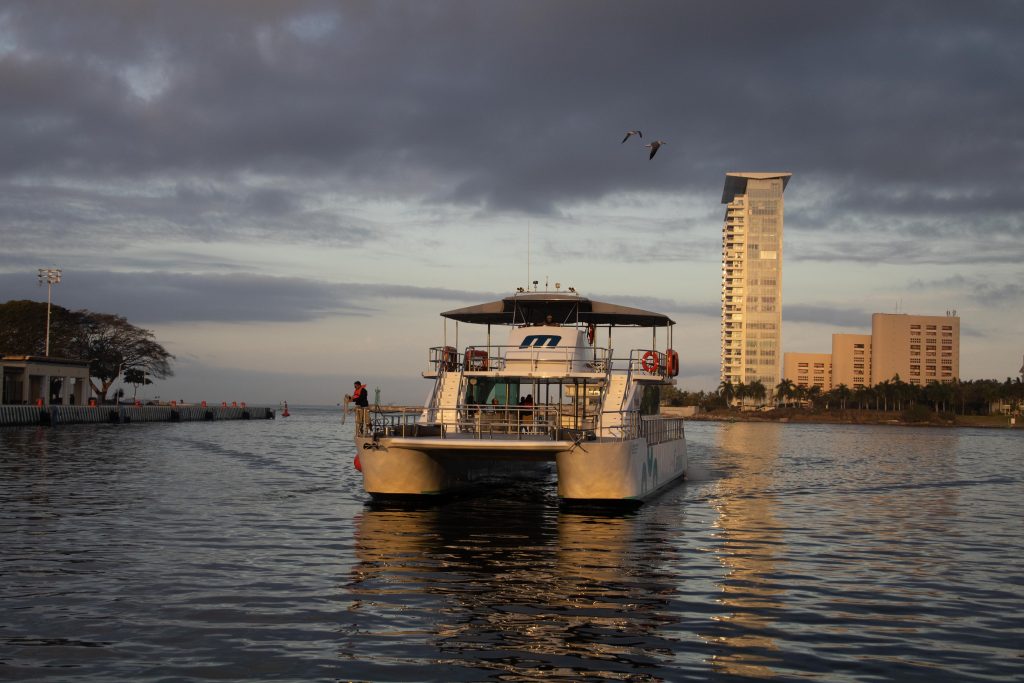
[[440, 291, 674, 328], [425, 291, 678, 382]]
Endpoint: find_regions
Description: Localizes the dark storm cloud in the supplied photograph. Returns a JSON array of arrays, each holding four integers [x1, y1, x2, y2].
[[0, 270, 500, 323], [0, 268, 709, 325], [0, 179, 374, 249], [1, 1, 1021, 248]]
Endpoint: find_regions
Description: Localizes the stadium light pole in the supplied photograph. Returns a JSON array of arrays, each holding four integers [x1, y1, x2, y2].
[[37, 268, 62, 357]]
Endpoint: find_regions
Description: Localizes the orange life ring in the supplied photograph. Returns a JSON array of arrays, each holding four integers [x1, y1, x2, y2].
[[665, 349, 679, 377], [641, 350, 660, 373], [587, 323, 596, 345], [464, 348, 488, 371]]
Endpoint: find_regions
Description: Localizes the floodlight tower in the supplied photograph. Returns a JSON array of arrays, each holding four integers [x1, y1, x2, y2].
[[37, 268, 62, 356]]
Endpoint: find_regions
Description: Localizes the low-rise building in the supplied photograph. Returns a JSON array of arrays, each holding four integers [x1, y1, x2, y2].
[[871, 313, 960, 387], [1, 356, 91, 405], [782, 313, 960, 392], [782, 352, 832, 391], [831, 333, 872, 390]]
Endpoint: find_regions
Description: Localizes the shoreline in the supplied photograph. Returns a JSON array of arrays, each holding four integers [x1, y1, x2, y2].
[[663, 406, 1021, 429]]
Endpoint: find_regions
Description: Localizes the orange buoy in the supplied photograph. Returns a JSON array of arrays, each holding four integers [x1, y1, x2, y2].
[[354, 453, 362, 471], [282, 401, 290, 417]]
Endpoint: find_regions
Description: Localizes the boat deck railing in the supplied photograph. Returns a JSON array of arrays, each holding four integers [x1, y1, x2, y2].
[[361, 406, 684, 446], [427, 345, 669, 378]]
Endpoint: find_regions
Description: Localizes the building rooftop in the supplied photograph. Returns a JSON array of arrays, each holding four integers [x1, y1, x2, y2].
[[721, 172, 792, 204]]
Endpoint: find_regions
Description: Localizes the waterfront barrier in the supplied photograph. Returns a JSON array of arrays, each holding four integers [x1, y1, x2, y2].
[[0, 404, 275, 427]]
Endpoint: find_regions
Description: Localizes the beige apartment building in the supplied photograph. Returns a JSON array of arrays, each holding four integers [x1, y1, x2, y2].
[[781, 313, 960, 393], [831, 333, 872, 389], [720, 172, 792, 391], [870, 313, 960, 387], [781, 352, 832, 391]]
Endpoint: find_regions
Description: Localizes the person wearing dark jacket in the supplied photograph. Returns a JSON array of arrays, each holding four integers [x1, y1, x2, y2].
[[351, 381, 369, 433]]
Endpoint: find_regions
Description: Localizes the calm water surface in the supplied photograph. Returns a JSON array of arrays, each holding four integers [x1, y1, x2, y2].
[[1, 408, 1021, 681]]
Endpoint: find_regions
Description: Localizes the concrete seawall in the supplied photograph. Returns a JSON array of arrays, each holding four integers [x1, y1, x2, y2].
[[0, 404, 275, 427]]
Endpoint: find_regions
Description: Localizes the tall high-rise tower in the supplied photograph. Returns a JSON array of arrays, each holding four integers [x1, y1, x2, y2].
[[720, 172, 792, 393]]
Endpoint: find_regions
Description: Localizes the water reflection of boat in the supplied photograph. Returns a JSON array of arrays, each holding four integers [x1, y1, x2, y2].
[[355, 290, 687, 504], [348, 494, 686, 679]]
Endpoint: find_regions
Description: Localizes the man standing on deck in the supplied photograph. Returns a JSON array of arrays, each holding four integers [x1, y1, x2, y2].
[[351, 381, 370, 434]]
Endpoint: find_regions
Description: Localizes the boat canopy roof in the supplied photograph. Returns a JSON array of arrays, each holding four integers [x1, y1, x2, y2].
[[441, 292, 674, 327]]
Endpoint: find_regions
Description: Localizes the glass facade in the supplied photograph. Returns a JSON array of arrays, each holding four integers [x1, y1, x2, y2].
[[721, 174, 790, 393]]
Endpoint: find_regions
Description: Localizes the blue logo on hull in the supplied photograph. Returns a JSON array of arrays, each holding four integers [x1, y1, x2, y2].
[[519, 335, 562, 348]]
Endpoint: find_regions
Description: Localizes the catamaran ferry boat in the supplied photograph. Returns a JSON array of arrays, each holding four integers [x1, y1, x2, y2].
[[354, 289, 687, 505]]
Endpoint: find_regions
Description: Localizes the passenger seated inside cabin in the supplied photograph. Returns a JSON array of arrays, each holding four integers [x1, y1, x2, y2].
[[544, 314, 559, 326]]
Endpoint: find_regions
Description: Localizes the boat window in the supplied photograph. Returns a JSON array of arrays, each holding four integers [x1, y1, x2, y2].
[[468, 378, 521, 407]]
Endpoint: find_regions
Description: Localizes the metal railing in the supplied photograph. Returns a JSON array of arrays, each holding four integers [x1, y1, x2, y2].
[[359, 404, 685, 447], [428, 345, 667, 377], [429, 344, 613, 374]]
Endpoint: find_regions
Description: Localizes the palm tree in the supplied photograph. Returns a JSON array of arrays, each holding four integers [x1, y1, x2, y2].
[[806, 385, 822, 409], [748, 380, 767, 407], [734, 381, 748, 409], [834, 383, 851, 410], [775, 378, 795, 408], [876, 379, 892, 411], [718, 380, 736, 407]]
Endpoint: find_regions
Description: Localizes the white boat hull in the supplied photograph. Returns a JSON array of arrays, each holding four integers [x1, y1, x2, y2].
[[356, 435, 686, 503], [556, 437, 687, 502]]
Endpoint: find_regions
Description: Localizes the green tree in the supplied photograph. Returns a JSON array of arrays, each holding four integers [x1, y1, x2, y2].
[[123, 367, 153, 401], [734, 381, 748, 408], [0, 300, 86, 357], [79, 313, 174, 402], [806, 385, 823, 409], [834, 383, 852, 410], [748, 380, 767, 406], [0, 300, 174, 403], [718, 380, 736, 407], [775, 378, 795, 407]]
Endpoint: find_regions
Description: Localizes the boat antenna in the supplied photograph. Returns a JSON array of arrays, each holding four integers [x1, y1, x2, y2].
[[527, 222, 531, 291]]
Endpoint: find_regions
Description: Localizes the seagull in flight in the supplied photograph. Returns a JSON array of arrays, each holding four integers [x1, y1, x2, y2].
[[621, 130, 642, 143], [644, 140, 666, 159]]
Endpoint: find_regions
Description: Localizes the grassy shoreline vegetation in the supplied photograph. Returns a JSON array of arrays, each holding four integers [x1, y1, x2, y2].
[[665, 405, 1019, 429], [661, 378, 1024, 429]]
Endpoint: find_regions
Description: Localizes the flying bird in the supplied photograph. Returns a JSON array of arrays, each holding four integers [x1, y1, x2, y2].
[[644, 140, 666, 159], [621, 130, 642, 143]]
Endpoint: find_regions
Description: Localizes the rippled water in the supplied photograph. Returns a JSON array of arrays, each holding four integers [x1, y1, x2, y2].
[[1, 408, 1021, 681]]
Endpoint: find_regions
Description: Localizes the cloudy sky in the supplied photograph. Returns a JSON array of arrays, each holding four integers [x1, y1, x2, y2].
[[2, 1, 1022, 404]]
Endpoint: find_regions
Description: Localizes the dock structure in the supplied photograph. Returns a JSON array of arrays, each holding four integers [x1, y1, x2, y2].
[[0, 404, 275, 427]]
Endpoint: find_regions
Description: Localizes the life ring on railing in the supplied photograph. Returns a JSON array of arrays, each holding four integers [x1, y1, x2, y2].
[[665, 348, 680, 377], [587, 323, 596, 345], [441, 345, 458, 371], [641, 350, 660, 374], [464, 348, 488, 371]]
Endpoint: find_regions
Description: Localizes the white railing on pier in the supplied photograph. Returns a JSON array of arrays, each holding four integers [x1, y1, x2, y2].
[[0, 404, 274, 426]]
